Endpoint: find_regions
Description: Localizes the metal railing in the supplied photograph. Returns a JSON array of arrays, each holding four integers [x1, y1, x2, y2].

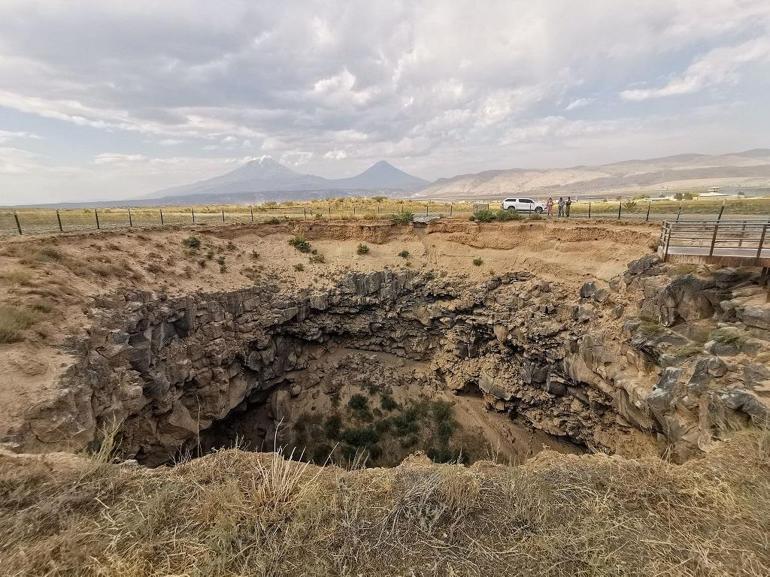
[[659, 220, 770, 263]]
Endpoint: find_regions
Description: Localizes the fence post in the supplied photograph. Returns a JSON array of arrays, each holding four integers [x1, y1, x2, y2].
[[450, 203, 453, 217], [128, 208, 133, 228], [708, 223, 720, 256], [716, 202, 725, 222], [353, 205, 356, 217], [221, 209, 225, 223], [13, 212, 22, 235], [303, 208, 307, 220], [250, 206, 254, 222], [426, 202, 429, 216], [588, 202, 591, 219], [328, 206, 331, 217], [676, 205, 681, 222], [617, 202, 622, 220], [191, 208, 196, 224], [756, 225, 767, 264], [739, 220, 746, 247], [56, 210, 63, 232], [663, 223, 672, 261], [160, 209, 164, 225], [646, 203, 651, 222], [95, 209, 100, 230]]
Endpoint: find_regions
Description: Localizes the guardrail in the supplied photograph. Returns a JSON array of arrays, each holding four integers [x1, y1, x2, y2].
[[658, 220, 770, 265]]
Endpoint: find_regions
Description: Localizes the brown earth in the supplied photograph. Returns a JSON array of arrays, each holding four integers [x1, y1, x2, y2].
[[0, 218, 658, 451]]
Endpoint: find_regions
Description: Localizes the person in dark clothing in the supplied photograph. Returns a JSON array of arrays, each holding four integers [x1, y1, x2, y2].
[[565, 196, 572, 217]]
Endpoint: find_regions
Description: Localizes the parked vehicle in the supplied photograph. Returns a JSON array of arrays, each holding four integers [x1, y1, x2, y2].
[[501, 197, 545, 213]]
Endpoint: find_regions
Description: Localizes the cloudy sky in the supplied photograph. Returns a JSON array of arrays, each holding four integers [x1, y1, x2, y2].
[[1, 0, 770, 204]]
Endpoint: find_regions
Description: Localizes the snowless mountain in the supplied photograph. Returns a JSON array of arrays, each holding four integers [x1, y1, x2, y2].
[[143, 158, 428, 204], [411, 149, 770, 199]]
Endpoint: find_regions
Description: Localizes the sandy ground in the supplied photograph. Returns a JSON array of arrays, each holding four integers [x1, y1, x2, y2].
[[0, 218, 659, 442]]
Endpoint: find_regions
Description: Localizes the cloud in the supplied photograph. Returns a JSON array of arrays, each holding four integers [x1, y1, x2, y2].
[[564, 98, 593, 111], [621, 37, 770, 101], [0, 0, 769, 201], [0, 129, 40, 143]]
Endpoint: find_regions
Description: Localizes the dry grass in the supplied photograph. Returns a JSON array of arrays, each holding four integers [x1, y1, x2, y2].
[[0, 430, 768, 576], [0, 304, 39, 343]]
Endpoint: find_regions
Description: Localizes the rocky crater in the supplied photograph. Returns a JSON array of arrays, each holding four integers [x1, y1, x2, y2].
[[8, 257, 770, 467]]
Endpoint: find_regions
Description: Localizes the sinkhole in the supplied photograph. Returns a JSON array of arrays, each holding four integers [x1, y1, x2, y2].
[[82, 270, 623, 468]]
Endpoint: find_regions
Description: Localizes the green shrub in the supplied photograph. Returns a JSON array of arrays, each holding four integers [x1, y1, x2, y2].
[[324, 415, 342, 440], [391, 411, 420, 436], [348, 394, 369, 411], [356, 244, 370, 255], [289, 236, 311, 253], [473, 257, 483, 266], [293, 263, 304, 272], [380, 394, 399, 411], [473, 209, 497, 222], [182, 236, 201, 250], [309, 253, 325, 264], [495, 209, 522, 221], [265, 217, 281, 224], [397, 250, 410, 259], [341, 426, 380, 447], [391, 212, 414, 225]]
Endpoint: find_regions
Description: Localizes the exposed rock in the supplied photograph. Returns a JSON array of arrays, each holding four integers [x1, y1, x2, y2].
[[9, 255, 770, 467]]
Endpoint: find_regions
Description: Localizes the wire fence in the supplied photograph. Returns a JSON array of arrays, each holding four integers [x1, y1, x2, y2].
[[1, 198, 769, 236], [0, 201, 474, 236]]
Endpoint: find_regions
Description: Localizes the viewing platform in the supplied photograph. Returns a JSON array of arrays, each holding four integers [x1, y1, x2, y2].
[[658, 220, 770, 268]]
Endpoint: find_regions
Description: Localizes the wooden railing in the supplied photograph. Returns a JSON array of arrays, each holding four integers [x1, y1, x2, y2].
[[659, 220, 770, 263]]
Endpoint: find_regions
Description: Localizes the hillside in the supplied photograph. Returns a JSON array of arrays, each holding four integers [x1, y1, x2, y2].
[[412, 149, 770, 199]]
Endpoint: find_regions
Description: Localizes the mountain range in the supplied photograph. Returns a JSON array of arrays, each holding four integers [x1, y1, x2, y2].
[[412, 149, 770, 199], [142, 158, 428, 205], [9, 149, 770, 208]]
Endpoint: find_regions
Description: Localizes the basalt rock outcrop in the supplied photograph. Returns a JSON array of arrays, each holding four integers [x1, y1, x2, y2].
[[7, 257, 769, 465]]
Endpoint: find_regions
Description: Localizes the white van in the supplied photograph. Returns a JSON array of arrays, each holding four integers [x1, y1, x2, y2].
[[501, 197, 545, 213]]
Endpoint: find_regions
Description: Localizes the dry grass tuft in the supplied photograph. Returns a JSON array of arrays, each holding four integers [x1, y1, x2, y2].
[[0, 304, 39, 343], [0, 431, 768, 576]]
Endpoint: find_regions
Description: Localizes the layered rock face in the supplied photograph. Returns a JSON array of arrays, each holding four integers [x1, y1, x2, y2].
[[8, 258, 769, 465]]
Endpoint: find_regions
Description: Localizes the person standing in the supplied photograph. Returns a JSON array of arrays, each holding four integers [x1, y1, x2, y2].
[[565, 196, 572, 217], [557, 197, 565, 217], [546, 197, 554, 217]]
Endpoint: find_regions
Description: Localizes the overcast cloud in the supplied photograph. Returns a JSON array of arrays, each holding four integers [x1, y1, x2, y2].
[[1, 0, 769, 204]]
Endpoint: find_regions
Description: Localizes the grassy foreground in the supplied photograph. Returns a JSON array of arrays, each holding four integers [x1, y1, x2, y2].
[[1, 431, 768, 577]]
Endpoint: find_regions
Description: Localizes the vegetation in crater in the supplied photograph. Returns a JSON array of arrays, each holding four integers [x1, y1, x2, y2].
[[289, 235, 312, 253]]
